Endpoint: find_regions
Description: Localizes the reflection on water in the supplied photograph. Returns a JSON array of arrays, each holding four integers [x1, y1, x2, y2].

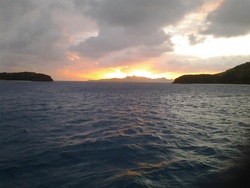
[[0, 82, 249, 187]]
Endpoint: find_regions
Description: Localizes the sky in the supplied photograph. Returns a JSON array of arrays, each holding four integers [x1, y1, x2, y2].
[[0, 0, 250, 81]]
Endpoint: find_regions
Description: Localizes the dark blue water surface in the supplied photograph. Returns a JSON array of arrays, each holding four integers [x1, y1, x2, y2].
[[0, 81, 250, 187]]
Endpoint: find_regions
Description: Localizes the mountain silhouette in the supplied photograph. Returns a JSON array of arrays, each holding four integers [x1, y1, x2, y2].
[[89, 76, 173, 83]]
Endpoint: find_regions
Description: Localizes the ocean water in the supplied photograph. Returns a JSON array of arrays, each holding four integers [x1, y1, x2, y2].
[[0, 81, 250, 188]]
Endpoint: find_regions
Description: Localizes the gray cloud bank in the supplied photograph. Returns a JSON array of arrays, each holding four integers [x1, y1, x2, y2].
[[72, 0, 205, 58], [202, 0, 250, 37], [0, 0, 249, 78]]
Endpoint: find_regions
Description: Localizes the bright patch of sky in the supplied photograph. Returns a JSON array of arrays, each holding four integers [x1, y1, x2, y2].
[[0, 0, 249, 80]]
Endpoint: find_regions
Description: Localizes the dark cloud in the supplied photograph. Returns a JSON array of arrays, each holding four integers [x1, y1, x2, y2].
[[1, 0, 248, 80], [72, 27, 170, 58], [72, 0, 204, 58], [75, 0, 198, 28], [202, 0, 250, 37], [1, 11, 60, 56], [0, 0, 34, 32], [0, 0, 70, 71]]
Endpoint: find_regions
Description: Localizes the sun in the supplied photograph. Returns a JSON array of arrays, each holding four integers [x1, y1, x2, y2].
[[104, 69, 127, 79], [103, 68, 156, 79], [128, 70, 154, 78]]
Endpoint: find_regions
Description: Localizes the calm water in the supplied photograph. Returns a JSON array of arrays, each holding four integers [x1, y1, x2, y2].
[[0, 81, 250, 188]]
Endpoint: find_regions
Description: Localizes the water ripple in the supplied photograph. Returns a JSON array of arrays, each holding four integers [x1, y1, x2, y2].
[[0, 82, 250, 187]]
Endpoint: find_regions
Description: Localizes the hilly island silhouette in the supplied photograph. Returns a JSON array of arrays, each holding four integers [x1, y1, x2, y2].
[[173, 62, 250, 84], [0, 72, 53, 82]]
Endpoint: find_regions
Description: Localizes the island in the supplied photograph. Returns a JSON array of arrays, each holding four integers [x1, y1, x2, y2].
[[173, 62, 250, 84], [88, 76, 173, 83], [0, 72, 53, 82]]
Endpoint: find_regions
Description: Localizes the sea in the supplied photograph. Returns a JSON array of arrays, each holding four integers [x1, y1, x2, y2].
[[0, 81, 250, 188]]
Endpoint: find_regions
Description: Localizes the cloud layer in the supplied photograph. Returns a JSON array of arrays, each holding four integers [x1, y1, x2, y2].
[[72, 0, 204, 58], [0, 0, 249, 80], [202, 0, 250, 37], [0, 0, 70, 72]]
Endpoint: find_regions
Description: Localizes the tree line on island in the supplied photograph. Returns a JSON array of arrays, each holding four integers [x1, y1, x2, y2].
[[0, 72, 53, 81], [173, 62, 250, 84]]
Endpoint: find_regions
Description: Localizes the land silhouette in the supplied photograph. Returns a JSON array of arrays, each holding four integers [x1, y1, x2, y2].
[[173, 62, 250, 84], [0, 72, 53, 81], [89, 76, 173, 83]]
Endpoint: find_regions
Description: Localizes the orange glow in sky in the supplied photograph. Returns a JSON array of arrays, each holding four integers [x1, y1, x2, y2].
[[96, 67, 176, 80], [49, 0, 249, 81], [2, 0, 250, 81], [103, 69, 160, 79], [55, 63, 219, 81], [104, 68, 127, 79], [52, 0, 248, 81], [128, 70, 154, 78], [103, 66, 156, 79]]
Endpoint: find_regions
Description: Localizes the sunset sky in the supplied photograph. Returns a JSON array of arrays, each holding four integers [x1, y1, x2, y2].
[[0, 0, 250, 81]]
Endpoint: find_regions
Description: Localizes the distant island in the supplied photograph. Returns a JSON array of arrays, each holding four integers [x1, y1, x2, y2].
[[0, 72, 53, 82], [89, 76, 173, 83], [173, 62, 250, 84]]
